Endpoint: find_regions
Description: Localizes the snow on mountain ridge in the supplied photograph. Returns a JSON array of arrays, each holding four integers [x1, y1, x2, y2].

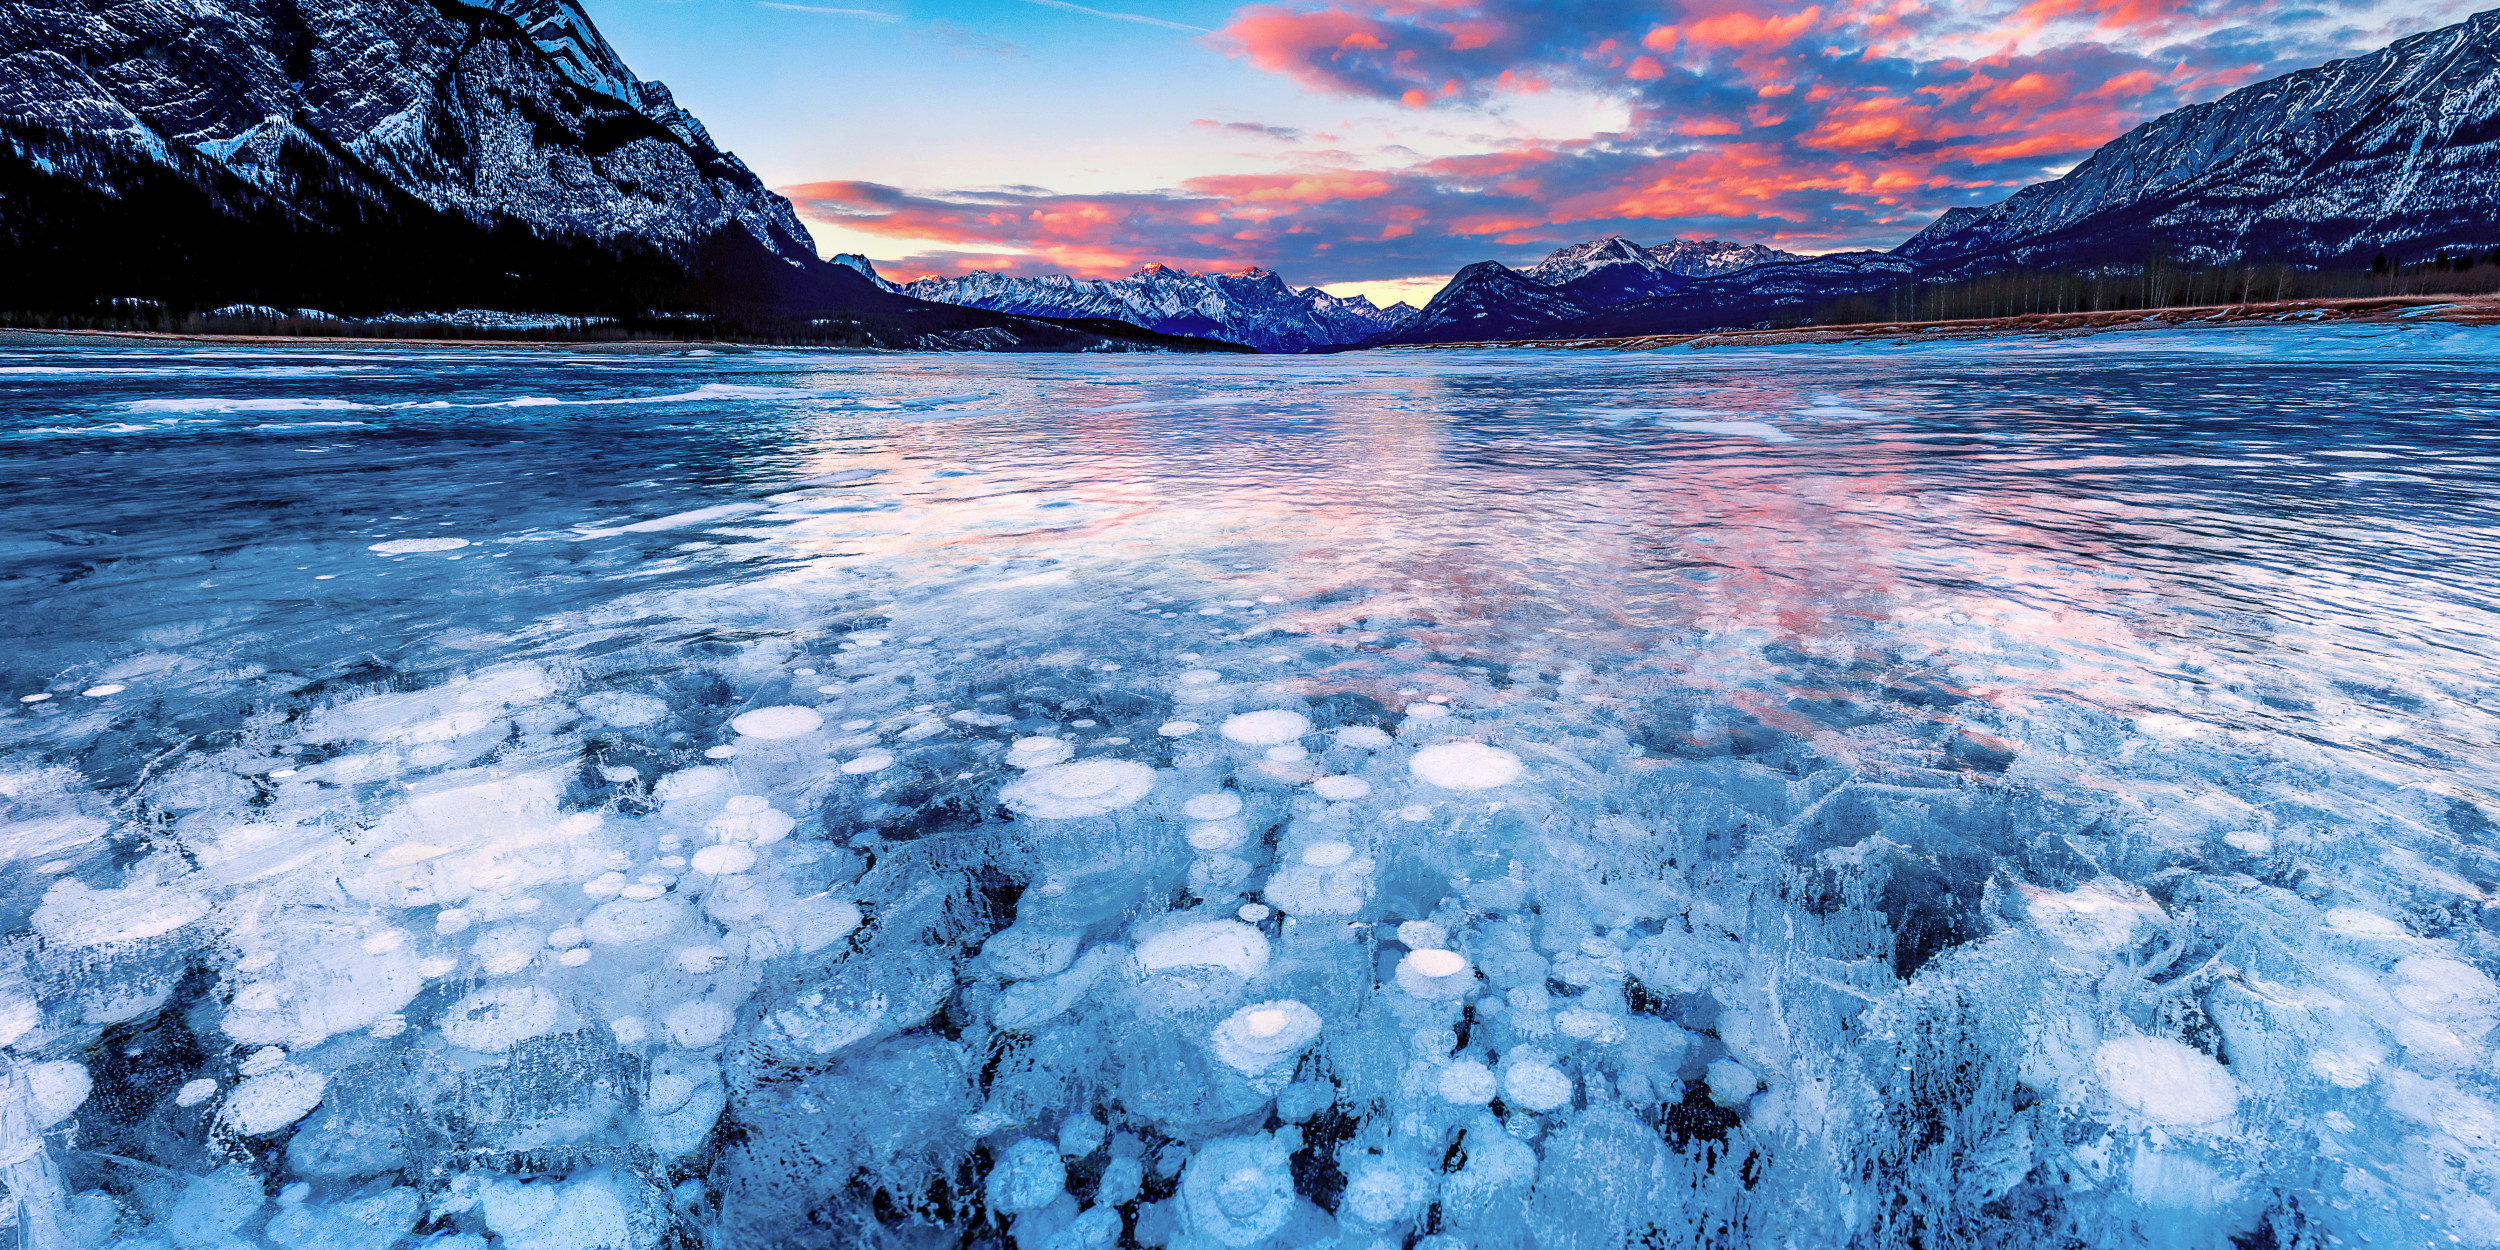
[[1522, 236, 1804, 286], [860, 258, 1416, 352], [0, 0, 819, 266]]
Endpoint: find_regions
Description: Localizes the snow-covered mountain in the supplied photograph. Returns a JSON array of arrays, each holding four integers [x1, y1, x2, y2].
[[1509, 236, 1807, 308], [851, 259, 1416, 352], [1376, 251, 1911, 345], [1897, 7, 2500, 273], [1377, 8, 2500, 345], [0, 0, 1241, 350], [0, 0, 814, 267]]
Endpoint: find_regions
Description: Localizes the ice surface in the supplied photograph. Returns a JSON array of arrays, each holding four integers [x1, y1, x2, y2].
[[5, 338, 2500, 1248]]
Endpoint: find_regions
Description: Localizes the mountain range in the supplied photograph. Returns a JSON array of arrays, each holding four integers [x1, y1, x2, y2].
[[1351, 7, 2500, 346], [0, 0, 1238, 351], [7, 0, 2499, 348], [835, 257, 1415, 353]]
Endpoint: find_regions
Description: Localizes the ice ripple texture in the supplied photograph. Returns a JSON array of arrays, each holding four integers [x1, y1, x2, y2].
[[0, 331, 2498, 1249]]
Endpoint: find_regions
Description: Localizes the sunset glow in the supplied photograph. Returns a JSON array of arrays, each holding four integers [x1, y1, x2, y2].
[[598, 0, 2475, 287]]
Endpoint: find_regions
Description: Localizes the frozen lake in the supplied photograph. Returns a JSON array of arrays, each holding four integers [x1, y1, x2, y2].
[[3, 330, 2497, 1249]]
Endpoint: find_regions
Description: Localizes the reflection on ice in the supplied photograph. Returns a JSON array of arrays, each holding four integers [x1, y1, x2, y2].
[[0, 331, 2497, 1247]]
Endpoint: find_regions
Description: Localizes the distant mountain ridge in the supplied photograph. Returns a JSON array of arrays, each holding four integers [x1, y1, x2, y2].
[[1371, 9, 2500, 345], [0, 0, 1237, 350], [1894, 7, 2500, 275], [836, 257, 1416, 352]]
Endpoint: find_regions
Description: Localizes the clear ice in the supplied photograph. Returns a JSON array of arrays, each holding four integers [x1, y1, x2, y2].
[[1, 329, 2498, 1248]]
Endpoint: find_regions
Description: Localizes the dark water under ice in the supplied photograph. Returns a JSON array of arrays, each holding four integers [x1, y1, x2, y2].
[[1, 331, 2497, 1250]]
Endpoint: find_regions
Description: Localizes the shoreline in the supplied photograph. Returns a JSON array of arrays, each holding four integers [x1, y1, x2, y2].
[[0, 327, 818, 353], [1384, 294, 2500, 352]]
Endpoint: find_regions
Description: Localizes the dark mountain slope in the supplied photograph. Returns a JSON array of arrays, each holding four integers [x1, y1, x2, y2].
[[1898, 7, 2500, 274], [0, 0, 1234, 349]]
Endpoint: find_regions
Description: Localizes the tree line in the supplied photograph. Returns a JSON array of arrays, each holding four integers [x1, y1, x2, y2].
[[1806, 250, 2500, 326]]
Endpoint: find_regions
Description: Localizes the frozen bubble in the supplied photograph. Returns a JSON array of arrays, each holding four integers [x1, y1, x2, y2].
[[1001, 760, 1157, 818], [1503, 1056, 1574, 1112], [1557, 1009, 1626, 1043], [220, 1064, 328, 1134], [1396, 948, 1474, 999], [1221, 710, 1310, 746], [732, 705, 824, 739], [174, 1078, 218, 1108], [621, 883, 667, 901], [472, 927, 540, 976], [839, 750, 897, 775], [2094, 1035, 2237, 1127], [1183, 792, 1245, 821], [1301, 841, 1354, 867], [1264, 744, 1307, 763], [1409, 742, 1523, 790], [1007, 737, 1076, 769], [2390, 956, 2499, 1031], [441, 985, 561, 1053], [577, 691, 668, 727], [703, 745, 738, 759], [1397, 921, 1448, 949], [982, 924, 1083, 980], [80, 685, 125, 697], [1336, 725, 1392, 750], [1179, 1136, 1296, 1247], [1342, 1158, 1433, 1226], [435, 908, 474, 935], [1705, 1057, 1757, 1106], [1135, 920, 1270, 978], [1159, 721, 1201, 737], [1311, 775, 1370, 801], [1186, 820, 1251, 853], [547, 928, 585, 950], [1059, 1112, 1108, 1159], [582, 873, 626, 898], [240, 1046, 286, 1076], [706, 803, 796, 844], [1210, 1000, 1322, 1076], [368, 537, 468, 555], [18, 693, 48, 703], [654, 767, 729, 801], [987, 1138, 1067, 1215], [558, 948, 592, 967], [582, 897, 686, 945], [612, 1017, 648, 1045], [690, 844, 757, 875], [1438, 1060, 1497, 1105], [841, 719, 873, 730], [1177, 669, 1223, 685], [598, 765, 639, 783], [26, 1060, 89, 1126], [674, 946, 728, 974], [1237, 904, 1271, 922], [1404, 703, 1449, 721], [665, 1000, 734, 1048]]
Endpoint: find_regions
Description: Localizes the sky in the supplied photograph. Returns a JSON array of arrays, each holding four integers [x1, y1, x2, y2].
[[584, 0, 2484, 305]]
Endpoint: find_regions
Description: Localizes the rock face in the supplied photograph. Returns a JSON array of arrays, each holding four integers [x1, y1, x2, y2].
[[1366, 260, 1602, 345], [885, 260, 1416, 352], [0, 0, 813, 266], [1518, 235, 1803, 306], [1897, 7, 2500, 274], [0, 0, 1247, 350], [1375, 9, 2500, 344]]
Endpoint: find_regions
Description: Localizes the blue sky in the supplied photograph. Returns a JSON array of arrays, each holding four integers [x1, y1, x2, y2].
[[583, 0, 2482, 304]]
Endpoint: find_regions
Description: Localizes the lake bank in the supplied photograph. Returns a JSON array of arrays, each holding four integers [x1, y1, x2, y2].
[[1388, 293, 2500, 352]]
